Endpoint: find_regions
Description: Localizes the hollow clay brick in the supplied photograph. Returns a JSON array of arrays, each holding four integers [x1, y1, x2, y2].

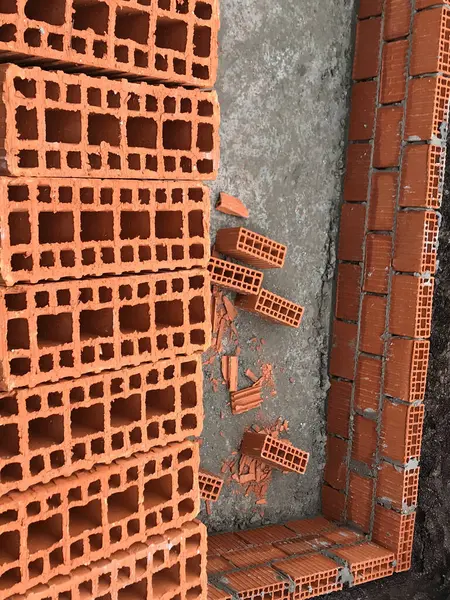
[[335, 263, 362, 321], [199, 469, 223, 502], [208, 584, 232, 600], [354, 354, 382, 411], [380, 40, 409, 105], [0, 0, 219, 87], [352, 415, 377, 467], [363, 233, 392, 294], [235, 288, 304, 329], [359, 294, 387, 356], [208, 257, 263, 295], [327, 379, 352, 439], [0, 440, 199, 598], [416, 0, 448, 8], [213, 565, 290, 600], [385, 338, 430, 402], [11, 520, 207, 600], [322, 526, 364, 545], [343, 144, 372, 201], [274, 538, 316, 557], [368, 172, 398, 231], [0, 179, 210, 285], [405, 75, 450, 142], [400, 144, 445, 209], [214, 228, 286, 269], [226, 545, 287, 569], [236, 524, 295, 546], [372, 506, 416, 572], [384, 0, 411, 40], [380, 400, 424, 464], [333, 542, 395, 585], [322, 485, 346, 522], [0, 355, 203, 496], [359, 0, 383, 19], [324, 436, 348, 490], [285, 516, 337, 538], [393, 211, 439, 274], [208, 532, 251, 557], [0, 64, 220, 179], [208, 556, 234, 575], [330, 320, 358, 380], [411, 6, 450, 76], [373, 106, 404, 168], [275, 553, 342, 600], [348, 81, 377, 141], [241, 432, 309, 475], [337, 203, 366, 261], [389, 274, 434, 338], [216, 193, 249, 218], [347, 472, 374, 533], [353, 18, 382, 80], [377, 462, 420, 511]]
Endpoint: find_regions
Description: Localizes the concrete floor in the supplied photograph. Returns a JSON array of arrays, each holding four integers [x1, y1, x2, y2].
[[200, 0, 356, 533]]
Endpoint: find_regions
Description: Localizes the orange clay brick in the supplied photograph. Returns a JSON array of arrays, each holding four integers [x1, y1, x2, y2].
[[348, 81, 377, 141], [208, 556, 234, 575], [0, 64, 219, 180], [411, 6, 450, 76], [274, 538, 316, 557], [335, 263, 362, 321], [363, 233, 392, 294], [235, 525, 295, 547], [405, 75, 450, 141], [333, 542, 395, 585], [11, 521, 207, 600], [0, 269, 210, 390], [0, 355, 203, 496], [322, 485, 346, 522], [381, 400, 425, 464], [389, 274, 434, 338], [385, 338, 430, 402], [416, 0, 449, 7], [377, 462, 420, 511], [368, 172, 398, 231], [231, 381, 263, 415], [216, 193, 249, 218], [214, 228, 286, 269], [0, 440, 199, 599], [337, 203, 366, 261], [324, 436, 348, 490], [344, 144, 372, 201], [0, 179, 210, 285], [322, 526, 364, 545], [214, 565, 290, 600], [400, 144, 445, 209], [354, 354, 382, 411], [208, 532, 251, 557], [207, 257, 263, 295], [275, 553, 342, 600], [226, 545, 286, 569], [359, 294, 387, 356], [285, 516, 338, 538], [235, 288, 304, 329], [0, 1, 219, 88], [208, 584, 232, 600], [384, 0, 411, 41], [199, 469, 224, 502], [330, 320, 358, 380], [353, 17, 382, 80], [327, 379, 351, 439], [359, 0, 383, 18], [347, 472, 374, 533], [372, 506, 416, 572], [380, 40, 409, 104], [222, 355, 238, 392], [373, 106, 404, 168], [352, 415, 377, 467], [241, 432, 309, 475], [393, 211, 439, 274]]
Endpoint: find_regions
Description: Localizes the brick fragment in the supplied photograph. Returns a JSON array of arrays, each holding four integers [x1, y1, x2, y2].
[[213, 565, 289, 600], [337, 203, 366, 262], [377, 462, 420, 511], [343, 144, 372, 201], [384, 0, 411, 40], [359, 0, 383, 18], [226, 544, 286, 569], [335, 263, 362, 321], [411, 7, 450, 76], [199, 469, 224, 502], [385, 338, 430, 402], [275, 553, 342, 599], [363, 233, 392, 294], [380, 40, 409, 104], [355, 354, 382, 411], [241, 432, 309, 475], [348, 81, 377, 141], [235, 288, 304, 329], [405, 75, 450, 141], [235, 525, 295, 547], [380, 400, 424, 464], [353, 18, 382, 80], [333, 542, 395, 585], [222, 355, 238, 392], [0, 441, 199, 598], [347, 472, 374, 532], [324, 436, 348, 490], [389, 274, 434, 338], [322, 485, 346, 522], [368, 172, 398, 231], [215, 228, 286, 269], [208, 257, 263, 295], [359, 294, 387, 356], [231, 381, 263, 415], [285, 516, 337, 538], [330, 320, 358, 380], [400, 144, 445, 209], [372, 506, 416, 572], [352, 415, 377, 467], [373, 106, 404, 168], [216, 193, 249, 218], [393, 211, 439, 274], [327, 379, 352, 439], [0, 64, 219, 179]]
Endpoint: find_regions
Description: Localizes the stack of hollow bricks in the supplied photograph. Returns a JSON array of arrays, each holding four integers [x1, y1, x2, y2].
[[207, 0, 449, 598], [0, 2, 220, 600]]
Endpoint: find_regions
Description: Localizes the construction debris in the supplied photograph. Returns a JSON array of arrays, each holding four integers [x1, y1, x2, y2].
[[216, 192, 249, 218]]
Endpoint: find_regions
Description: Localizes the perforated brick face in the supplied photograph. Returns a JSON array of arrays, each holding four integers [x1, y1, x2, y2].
[[0, 64, 220, 179], [0, 269, 210, 389], [0, 0, 218, 87], [0, 179, 210, 284]]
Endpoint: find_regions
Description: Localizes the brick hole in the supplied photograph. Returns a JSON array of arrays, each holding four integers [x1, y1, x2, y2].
[[70, 539, 84, 560], [13, 78, 35, 99], [28, 415, 63, 450], [145, 385, 175, 417], [25, 0, 65, 24], [154, 52, 167, 71], [154, 210, 183, 240], [28, 514, 63, 553], [146, 370, 159, 386], [158, 0, 170, 8], [195, 2, 212, 19], [0, 510, 18, 528], [190, 329, 205, 346], [65, 85, 81, 105], [57, 290, 71, 307], [164, 97, 176, 114], [189, 297, 205, 325], [180, 380, 197, 409], [39, 251, 55, 268], [144, 473, 172, 508], [99, 573, 111, 592], [193, 25, 211, 57], [88, 114, 120, 146], [79, 288, 93, 303], [120, 211, 150, 241], [46, 109, 81, 143], [162, 456, 172, 470], [153, 565, 180, 597], [156, 17, 187, 51], [80, 308, 113, 340], [48, 33, 63, 50], [29, 557, 44, 580], [187, 210, 204, 238], [68, 152, 82, 169], [178, 498, 194, 517], [186, 555, 202, 581], [178, 465, 193, 494], [163, 120, 191, 150], [0, 462, 21, 483], [144, 460, 156, 478], [98, 287, 112, 304], [0, 23, 15, 42], [93, 40, 107, 58], [37, 313, 73, 347], [115, 7, 149, 44], [119, 304, 150, 333], [111, 394, 141, 427], [192, 63, 209, 80], [136, 283, 149, 299], [45, 83, 60, 102], [71, 36, 86, 54], [91, 438, 104, 454], [161, 506, 173, 523], [71, 404, 104, 439], [134, 49, 148, 67], [197, 123, 213, 152], [126, 117, 157, 149], [49, 547, 64, 568], [88, 533, 102, 551], [118, 579, 147, 600], [24, 28, 41, 46], [0, 0, 16, 12], [127, 93, 140, 111], [155, 299, 183, 327], [18, 149, 38, 169], [69, 499, 102, 536], [50, 450, 64, 468], [0, 395, 18, 417], [172, 332, 183, 347], [164, 365, 175, 380], [0, 423, 19, 459], [73, 0, 109, 35], [8, 212, 30, 248], [109, 474, 120, 489], [172, 58, 185, 75], [39, 354, 53, 373], [39, 211, 74, 244], [197, 158, 213, 173], [7, 317, 29, 350], [88, 87, 102, 107], [107, 486, 138, 524], [126, 467, 139, 483], [115, 45, 129, 63], [163, 420, 176, 434], [15, 106, 38, 141]]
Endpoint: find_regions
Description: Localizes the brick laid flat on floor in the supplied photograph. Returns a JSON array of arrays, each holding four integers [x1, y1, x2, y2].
[[0, 179, 210, 285], [0, 64, 220, 179], [0, 269, 210, 390], [0, 440, 199, 599], [0, 0, 219, 87], [0, 355, 203, 496]]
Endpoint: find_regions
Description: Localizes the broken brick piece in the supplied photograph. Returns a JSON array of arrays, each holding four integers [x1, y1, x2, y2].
[[393, 211, 439, 274], [389, 274, 434, 338], [372, 506, 416, 572], [241, 432, 309, 474], [208, 257, 263, 295], [377, 462, 420, 511], [333, 542, 395, 585], [275, 553, 342, 599], [380, 400, 424, 464], [215, 565, 290, 600], [235, 288, 304, 328], [216, 193, 249, 218], [199, 469, 224, 502], [400, 144, 445, 209], [231, 381, 263, 414], [215, 228, 286, 269], [222, 355, 239, 392], [385, 338, 430, 402]]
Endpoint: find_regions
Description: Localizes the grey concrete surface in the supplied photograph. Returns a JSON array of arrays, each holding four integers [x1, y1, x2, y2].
[[200, 0, 356, 533]]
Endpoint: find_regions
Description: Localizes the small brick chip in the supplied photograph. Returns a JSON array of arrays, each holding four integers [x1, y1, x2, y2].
[[215, 228, 286, 269], [241, 432, 309, 474], [235, 288, 304, 328]]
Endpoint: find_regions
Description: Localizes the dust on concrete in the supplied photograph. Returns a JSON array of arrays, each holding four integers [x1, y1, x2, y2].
[[199, 0, 356, 533]]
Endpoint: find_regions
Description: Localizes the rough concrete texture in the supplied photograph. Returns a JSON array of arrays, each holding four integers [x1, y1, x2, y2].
[[200, 0, 356, 532]]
